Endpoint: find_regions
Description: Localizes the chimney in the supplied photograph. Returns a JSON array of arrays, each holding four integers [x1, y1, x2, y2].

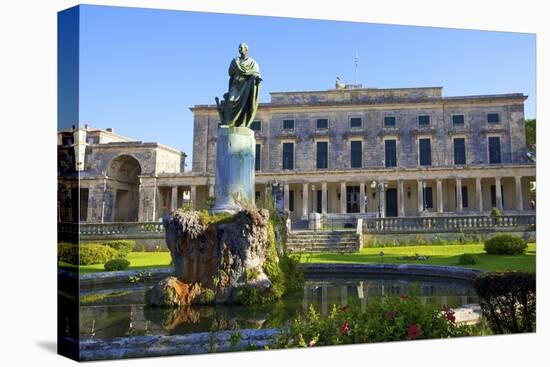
[[106, 128, 113, 133], [84, 123, 89, 129]]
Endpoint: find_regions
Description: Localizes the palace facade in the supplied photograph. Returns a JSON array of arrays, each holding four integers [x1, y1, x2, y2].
[[59, 85, 536, 224]]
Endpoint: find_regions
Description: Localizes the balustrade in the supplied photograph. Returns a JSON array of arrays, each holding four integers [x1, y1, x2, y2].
[[362, 214, 536, 233]]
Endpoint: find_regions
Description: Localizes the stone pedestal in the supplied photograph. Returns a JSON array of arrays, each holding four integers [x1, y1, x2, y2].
[[211, 126, 255, 214]]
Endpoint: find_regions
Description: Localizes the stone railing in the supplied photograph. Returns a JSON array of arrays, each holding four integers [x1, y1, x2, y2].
[[363, 215, 536, 234], [60, 214, 535, 240], [73, 222, 165, 240]]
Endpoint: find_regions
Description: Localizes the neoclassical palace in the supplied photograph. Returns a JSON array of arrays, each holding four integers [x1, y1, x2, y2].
[[58, 85, 535, 224]]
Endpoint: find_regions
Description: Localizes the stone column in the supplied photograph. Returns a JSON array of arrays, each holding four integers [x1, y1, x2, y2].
[[302, 182, 309, 219], [417, 179, 424, 214], [321, 285, 328, 316], [170, 186, 178, 212], [436, 178, 443, 214], [359, 182, 366, 214], [456, 178, 463, 213], [283, 182, 290, 211], [340, 286, 348, 307], [398, 179, 405, 217], [190, 185, 197, 210], [264, 185, 271, 206], [311, 184, 317, 213], [380, 182, 386, 218], [495, 177, 503, 211], [515, 176, 523, 211], [476, 177, 483, 213], [321, 182, 327, 215], [340, 181, 347, 214]]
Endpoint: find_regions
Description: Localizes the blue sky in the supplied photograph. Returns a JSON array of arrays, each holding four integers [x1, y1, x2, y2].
[[68, 5, 535, 168]]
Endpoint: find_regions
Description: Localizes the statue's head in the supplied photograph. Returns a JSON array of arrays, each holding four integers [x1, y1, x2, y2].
[[238, 42, 249, 58]]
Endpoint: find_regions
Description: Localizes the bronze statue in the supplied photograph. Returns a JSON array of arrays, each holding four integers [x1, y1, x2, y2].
[[215, 43, 262, 128]]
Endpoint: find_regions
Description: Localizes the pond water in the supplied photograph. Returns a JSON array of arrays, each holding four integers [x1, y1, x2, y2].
[[75, 275, 478, 340]]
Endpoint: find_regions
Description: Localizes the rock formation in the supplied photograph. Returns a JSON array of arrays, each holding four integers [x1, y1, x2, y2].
[[147, 208, 274, 306]]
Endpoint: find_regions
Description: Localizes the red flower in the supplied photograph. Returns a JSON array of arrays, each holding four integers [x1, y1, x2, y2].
[[340, 320, 350, 335], [400, 294, 409, 300], [407, 324, 421, 340], [445, 310, 456, 323], [386, 310, 395, 320]]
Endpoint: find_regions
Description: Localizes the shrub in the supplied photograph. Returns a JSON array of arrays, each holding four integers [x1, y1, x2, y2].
[[79, 244, 117, 265], [58, 243, 79, 265], [104, 258, 130, 271], [458, 253, 479, 265], [474, 272, 536, 334], [491, 207, 502, 225], [101, 240, 136, 257], [58, 243, 117, 265], [274, 292, 476, 348], [484, 234, 527, 255]]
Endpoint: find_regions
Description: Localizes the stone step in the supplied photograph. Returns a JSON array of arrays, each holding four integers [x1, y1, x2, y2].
[[287, 238, 358, 243], [288, 235, 359, 240], [287, 240, 358, 245], [288, 247, 357, 253]]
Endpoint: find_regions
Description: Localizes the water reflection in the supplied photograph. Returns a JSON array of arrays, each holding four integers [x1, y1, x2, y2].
[[77, 276, 478, 340]]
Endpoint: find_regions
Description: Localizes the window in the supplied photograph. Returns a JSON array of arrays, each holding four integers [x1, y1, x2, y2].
[[423, 187, 433, 209], [62, 136, 73, 146], [289, 190, 294, 211], [461, 186, 468, 208], [384, 139, 397, 167], [316, 190, 322, 213], [282, 142, 294, 169], [453, 138, 466, 165], [452, 115, 465, 125], [350, 117, 362, 128], [419, 138, 432, 166], [255, 144, 261, 171], [350, 141, 362, 168], [487, 113, 500, 124], [488, 136, 501, 164], [316, 118, 328, 129], [384, 116, 396, 127], [490, 185, 504, 207], [250, 120, 261, 131], [316, 141, 328, 169], [283, 119, 294, 130], [418, 115, 430, 126]]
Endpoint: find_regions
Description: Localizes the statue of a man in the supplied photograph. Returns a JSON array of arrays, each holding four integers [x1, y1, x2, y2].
[[215, 43, 262, 128]]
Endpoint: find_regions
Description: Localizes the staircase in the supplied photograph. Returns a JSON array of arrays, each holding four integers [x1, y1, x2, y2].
[[286, 230, 361, 253]]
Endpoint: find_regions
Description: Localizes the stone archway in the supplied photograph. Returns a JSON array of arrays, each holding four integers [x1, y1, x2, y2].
[[108, 154, 142, 222]]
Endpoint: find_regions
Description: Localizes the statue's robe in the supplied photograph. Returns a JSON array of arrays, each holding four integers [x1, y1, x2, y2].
[[222, 56, 261, 127]]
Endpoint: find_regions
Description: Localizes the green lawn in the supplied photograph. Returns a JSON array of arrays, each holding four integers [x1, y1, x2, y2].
[[299, 243, 536, 272], [59, 243, 536, 274], [59, 252, 172, 274]]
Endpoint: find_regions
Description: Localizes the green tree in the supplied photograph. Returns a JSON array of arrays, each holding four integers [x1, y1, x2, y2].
[[525, 118, 536, 152]]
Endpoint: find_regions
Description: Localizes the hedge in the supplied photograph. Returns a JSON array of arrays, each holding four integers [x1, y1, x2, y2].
[[58, 243, 117, 265], [104, 258, 131, 271], [484, 234, 527, 255], [101, 240, 136, 257], [458, 253, 479, 265]]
